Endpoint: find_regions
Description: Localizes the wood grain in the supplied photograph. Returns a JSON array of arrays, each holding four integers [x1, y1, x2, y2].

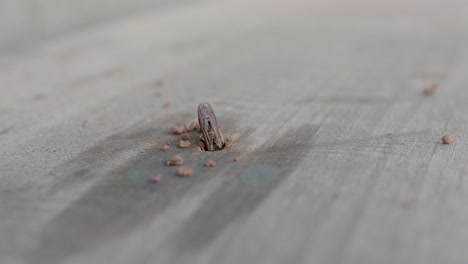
[[1, 0, 468, 263]]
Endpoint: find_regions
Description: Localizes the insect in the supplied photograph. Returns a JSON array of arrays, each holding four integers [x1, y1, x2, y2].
[[198, 102, 226, 151]]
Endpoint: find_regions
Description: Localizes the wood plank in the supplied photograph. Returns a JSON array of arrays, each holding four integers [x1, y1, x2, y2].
[[1, 0, 468, 264]]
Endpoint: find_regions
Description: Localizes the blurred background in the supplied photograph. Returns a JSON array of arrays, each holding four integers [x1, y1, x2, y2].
[[0, 0, 198, 52], [2, 1, 468, 264]]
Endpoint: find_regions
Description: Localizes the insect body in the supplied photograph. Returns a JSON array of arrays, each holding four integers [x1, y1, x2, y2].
[[197, 103, 226, 151]]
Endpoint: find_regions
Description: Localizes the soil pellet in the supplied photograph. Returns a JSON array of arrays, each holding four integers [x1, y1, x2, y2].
[[234, 156, 239, 162], [424, 83, 438, 95], [150, 176, 161, 183], [176, 166, 193, 177], [178, 140, 191, 148], [205, 160, 216, 167], [180, 133, 190, 140], [442, 134, 455, 144], [171, 126, 186, 134], [185, 121, 200, 132], [161, 144, 170, 152], [166, 155, 184, 166]]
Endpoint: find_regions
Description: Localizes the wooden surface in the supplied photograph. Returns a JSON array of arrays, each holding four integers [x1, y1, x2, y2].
[[1, 0, 468, 263], [0, 0, 194, 53]]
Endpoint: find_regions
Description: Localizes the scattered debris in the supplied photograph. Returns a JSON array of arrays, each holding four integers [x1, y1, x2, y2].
[[185, 121, 199, 132], [150, 176, 161, 183], [34, 94, 46, 101], [424, 83, 439, 95], [234, 156, 239, 162], [178, 140, 191, 148], [166, 155, 184, 166], [161, 144, 170, 152], [155, 80, 164, 87], [176, 166, 193, 177], [442, 134, 455, 144], [163, 101, 172, 108], [180, 133, 190, 140], [332, 192, 341, 200], [205, 159, 216, 167], [171, 126, 186, 134], [81, 120, 88, 128]]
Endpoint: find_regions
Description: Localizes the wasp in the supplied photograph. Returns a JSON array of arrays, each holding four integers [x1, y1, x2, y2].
[[197, 102, 226, 151]]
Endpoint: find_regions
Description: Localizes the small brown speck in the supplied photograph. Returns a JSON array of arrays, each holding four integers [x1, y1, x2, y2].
[[234, 156, 239, 162], [34, 94, 46, 101], [205, 159, 216, 167], [171, 126, 186, 134], [161, 144, 170, 152], [180, 133, 190, 140], [163, 101, 171, 108], [185, 121, 200, 132], [81, 120, 88, 128], [150, 176, 161, 183], [176, 166, 193, 177], [424, 83, 438, 95], [442, 134, 455, 144], [178, 140, 191, 148], [155, 80, 164, 87], [332, 192, 341, 200], [166, 155, 184, 166]]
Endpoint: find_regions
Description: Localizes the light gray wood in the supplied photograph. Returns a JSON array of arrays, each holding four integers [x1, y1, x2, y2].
[[0, 0, 196, 53], [1, 0, 468, 264]]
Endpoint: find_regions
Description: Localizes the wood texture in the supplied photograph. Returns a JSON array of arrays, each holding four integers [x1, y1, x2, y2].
[[1, 0, 468, 263]]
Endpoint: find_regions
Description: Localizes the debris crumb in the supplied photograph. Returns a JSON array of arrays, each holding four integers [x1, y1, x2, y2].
[[234, 156, 239, 162], [161, 144, 170, 152], [442, 134, 455, 144], [176, 166, 193, 177], [185, 121, 200, 132], [171, 126, 186, 134], [166, 155, 184, 166], [150, 176, 161, 183], [34, 94, 46, 101], [424, 83, 438, 95], [332, 192, 341, 200], [163, 101, 172, 108], [180, 133, 190, 140], [155, 80, 164, 87], [205, 159, 216, 167], [81, 120, 88, 128], [178, 140, 191, 148]]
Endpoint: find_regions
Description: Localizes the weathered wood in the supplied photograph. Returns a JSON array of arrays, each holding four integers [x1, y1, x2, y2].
[[1, 0, 468, 264]]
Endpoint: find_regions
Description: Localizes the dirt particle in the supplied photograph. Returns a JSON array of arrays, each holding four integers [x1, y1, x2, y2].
[[176, 166, 193, 177], [205, 159, 216, 167], [332, 192, 341, 200], [34, 94, 46, 101], [185, 121, 200, 132], [442, 134, 455, 144], [178, 140, 191, 148], [81, 120, 88, 128], [233, 156, 239, 162], [150, 176, 161, 183], [424, 83, 438, 95], [155, 80, 164, 87], [163, 101, 172, 108], [161, 144, 170, 152], [171, 126, 186, 135], [166, 155, 184, 166], [180, 133, 190, 140], [402, 201, 411, 209]]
